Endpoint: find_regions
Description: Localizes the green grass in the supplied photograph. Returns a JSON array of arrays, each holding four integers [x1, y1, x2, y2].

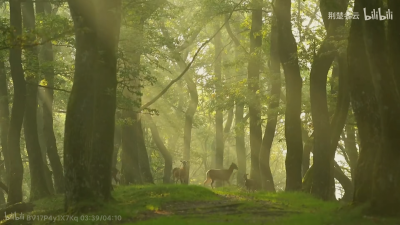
[[1, 185, 399, 225]]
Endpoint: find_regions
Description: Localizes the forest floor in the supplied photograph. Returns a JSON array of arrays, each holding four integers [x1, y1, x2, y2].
[[1, 184, 400, 225]]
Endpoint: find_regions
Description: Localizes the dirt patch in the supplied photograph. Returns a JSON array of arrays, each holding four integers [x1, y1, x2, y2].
[[131, 194, 300, 223]]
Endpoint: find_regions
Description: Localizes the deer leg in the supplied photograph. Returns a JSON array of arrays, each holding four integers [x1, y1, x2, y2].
[[211, 180, 215, 189]]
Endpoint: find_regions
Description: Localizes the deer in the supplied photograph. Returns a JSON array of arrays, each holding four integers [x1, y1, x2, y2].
[[243, 173, 256, 193], [203, 162, 238, 189], [172, 160, 188, 184]]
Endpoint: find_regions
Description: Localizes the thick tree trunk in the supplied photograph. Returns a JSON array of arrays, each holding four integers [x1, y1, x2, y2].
[[362, 0, 400, 216], [145, 115, 173, 184], [7, 0, 25, 205], [214, 23, 224, 188], [36, 0, 65, 194], [90, 0, 122, 199], [121, 120, 141, 184], [22, 0, 51, 201], [310, 0, 348, 200], [259, 14, 280, 192], [347, 0, 380, 205], [276, 0, 303, 191], [64, 0, 98, 210], [303, 162, 353, 201], [388, 0, 400, 89], [247, 0, 262, 188], [0, 61, 10, 185]]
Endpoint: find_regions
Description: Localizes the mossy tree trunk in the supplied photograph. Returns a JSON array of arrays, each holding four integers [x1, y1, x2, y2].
[[247, 0, 263, 188], [7, 0, 25, 205], [259, 13, 280, 192], [276, 0, 303, 191], [64, 0, 98, 209], [64, 0, 121, 211]]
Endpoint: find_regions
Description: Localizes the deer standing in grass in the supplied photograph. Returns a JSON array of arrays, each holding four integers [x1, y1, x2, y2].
[[243, 173, 256, 193], [203, 163, 238, 189], [172, 160, 188, 184]]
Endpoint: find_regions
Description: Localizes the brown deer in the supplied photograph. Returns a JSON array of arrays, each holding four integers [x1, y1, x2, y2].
[[203, 163, 238, 189], [172, 160, 188, 184], [243, 173, 256, 193]]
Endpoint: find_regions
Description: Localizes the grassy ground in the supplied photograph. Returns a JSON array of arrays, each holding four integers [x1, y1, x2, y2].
[[1, 185, 399, 224]]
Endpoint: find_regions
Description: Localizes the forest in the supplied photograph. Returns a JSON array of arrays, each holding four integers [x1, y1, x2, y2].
[[0, 0, 399, 224]]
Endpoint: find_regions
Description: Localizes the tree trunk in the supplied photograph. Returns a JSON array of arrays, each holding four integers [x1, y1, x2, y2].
[[7, 0, 26, 205], [327, 52, 350, 199], [388, 0, 400, 89], [0, 61, 8, 205], [22, 0, 51, 201], [310, 0, 348, 200], [334, 161, 353, 202], [36, 0, 65, 194], [182, 74, 198, 185], [214, 22, 224, 188], [64, 0, 98, 209], [344, 114, 358, 182], [137, 118, 154, 184], [362, 0, 400, 216], [144, 115, 173, 184], [235, 102, 246, 186], [247, 0, 262, 188], [259, 14, 280, 192], [0, 61, 10, 185], [302, 133, 313, 178], [90, 0, 122, 200], [36, 93, 55, 195], [276, 0, 303, 191], [112, 124, 121, 173], [347, 0, 380, 205], [121, 120, 141, 184]]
